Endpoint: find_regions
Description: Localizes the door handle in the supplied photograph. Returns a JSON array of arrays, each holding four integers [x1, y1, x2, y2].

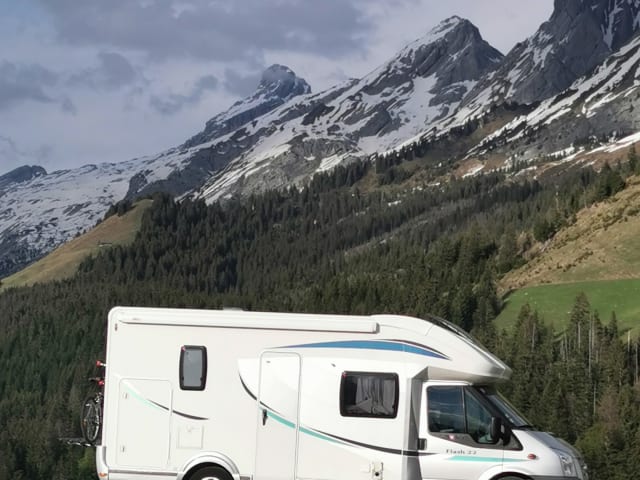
[[262, 408, 268, 425]]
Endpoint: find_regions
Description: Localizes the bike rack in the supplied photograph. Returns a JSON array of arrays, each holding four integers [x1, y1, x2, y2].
[[59, 437, 100, 447]]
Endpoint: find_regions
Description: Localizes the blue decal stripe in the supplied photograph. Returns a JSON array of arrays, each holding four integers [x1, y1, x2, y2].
[[283, 340, 448, 360]]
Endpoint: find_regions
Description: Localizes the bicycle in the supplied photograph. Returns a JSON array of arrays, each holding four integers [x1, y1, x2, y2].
[[80, 361, 106, 445]]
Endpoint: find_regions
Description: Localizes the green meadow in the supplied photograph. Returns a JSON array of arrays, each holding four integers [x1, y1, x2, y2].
[[496, 278, 640, 336]]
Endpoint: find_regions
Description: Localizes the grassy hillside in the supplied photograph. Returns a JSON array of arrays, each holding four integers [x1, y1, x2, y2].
[[0, 199, 152, 290], [496, 278, 640, 335], [497, 175, 640, 334], [501, 175, 640, 289]]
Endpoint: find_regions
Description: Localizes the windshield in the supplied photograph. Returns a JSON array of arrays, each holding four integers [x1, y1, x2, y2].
[[476, 386, 533, 429]]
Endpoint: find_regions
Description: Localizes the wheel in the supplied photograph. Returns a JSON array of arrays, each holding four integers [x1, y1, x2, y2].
[[80, 395, 102, 445], [189, 466, 233, 480]]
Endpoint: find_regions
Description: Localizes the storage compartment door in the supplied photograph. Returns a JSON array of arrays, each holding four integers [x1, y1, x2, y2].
[[116, 378, 172, 468]]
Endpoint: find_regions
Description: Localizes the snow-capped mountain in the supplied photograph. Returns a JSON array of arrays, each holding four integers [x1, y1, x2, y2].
[[196, 16, 503, 201], [3, 2, 640, 279], [465, 32, 640, 166], [0, 17, 502, 277], [0, 65, 316, 278], [183, 65, 311, 149], [453, 0, 640, 124], [0, 150, 202, 277]]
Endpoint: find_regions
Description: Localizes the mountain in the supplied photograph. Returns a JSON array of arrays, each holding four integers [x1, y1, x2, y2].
[[449, 0, 640, 124], [0, 165, 46, 194], [0, 18, 504, 276], [0, 65, 315, 278], [3, 3, 640, 278], [122, 64, 313, 200], [0, 156, 187, 278], [461, 32, 640, 170], [196, 16, 503, 201], [183, 64, 311, 148]]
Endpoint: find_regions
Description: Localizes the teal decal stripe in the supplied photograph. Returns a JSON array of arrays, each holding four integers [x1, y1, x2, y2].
[[448, 456, 525, 463], [264, 409, 427, 456], [123, 384, 165, 411], [266, 411, 344, 445]]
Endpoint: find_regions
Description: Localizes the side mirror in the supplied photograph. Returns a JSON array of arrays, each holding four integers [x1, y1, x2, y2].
[[489, 417, 502, 444]]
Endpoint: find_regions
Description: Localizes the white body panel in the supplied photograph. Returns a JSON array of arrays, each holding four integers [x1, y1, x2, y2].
[[96, 307, 585, 480]]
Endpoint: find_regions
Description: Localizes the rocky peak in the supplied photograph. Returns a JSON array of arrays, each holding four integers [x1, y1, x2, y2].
[[0, 165, 47, 194], [395, 16, 502, 74], [257, 64, 311, 100], [547, 0, 640, 50], [183, 64, 311, 148], [362, 17, 503, 98], [460, 0, 640, 108]]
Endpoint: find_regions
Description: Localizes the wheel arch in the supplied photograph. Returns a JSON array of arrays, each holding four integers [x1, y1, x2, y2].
[[491, 474, 532, 480], [177, 452, 240, 480]]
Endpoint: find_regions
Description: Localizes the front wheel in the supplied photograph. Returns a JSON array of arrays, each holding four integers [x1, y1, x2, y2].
[[80, 395, 102, 445]]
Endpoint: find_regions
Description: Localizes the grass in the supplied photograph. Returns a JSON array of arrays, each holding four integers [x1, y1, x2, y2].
[[0, 199, 152, 290], [496, 278, 640, 336], [496, 174, 640, 337], [500, 175, 640, 292]]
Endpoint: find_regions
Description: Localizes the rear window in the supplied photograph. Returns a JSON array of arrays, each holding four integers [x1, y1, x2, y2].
[[340, 371, 398, 418], [180, 345, 207, 391]]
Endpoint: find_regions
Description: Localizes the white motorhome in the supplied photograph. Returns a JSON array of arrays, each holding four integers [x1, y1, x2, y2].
[[95, 307, 587, 480]]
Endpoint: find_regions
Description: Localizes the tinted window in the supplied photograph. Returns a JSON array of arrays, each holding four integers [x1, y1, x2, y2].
[[427, 386, 465, 433], [340, 372, 398, 418], [428, 386, 498, 443], [180, 346, 207, 390]]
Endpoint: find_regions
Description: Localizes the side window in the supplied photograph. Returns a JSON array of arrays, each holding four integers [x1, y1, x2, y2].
[[427, 386, 496, 444], [180, 345, 207, 391], [427, 386, 465, 433], [340, 372, 398, 418]]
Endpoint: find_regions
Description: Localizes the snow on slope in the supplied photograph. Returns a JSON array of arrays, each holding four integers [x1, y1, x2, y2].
[[467, 34, 640, 156], [440, 0, 640, 135], [197, 17, 503, 201], [0, 149, 193, 275]]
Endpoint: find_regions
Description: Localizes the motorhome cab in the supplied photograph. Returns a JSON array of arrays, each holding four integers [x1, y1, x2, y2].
[[96, 307, 587, 480]]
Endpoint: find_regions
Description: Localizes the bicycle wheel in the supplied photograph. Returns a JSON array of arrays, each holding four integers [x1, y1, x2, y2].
[[80, 395, 102, 445]]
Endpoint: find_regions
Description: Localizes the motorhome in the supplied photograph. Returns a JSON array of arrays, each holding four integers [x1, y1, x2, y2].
[[95, 306, 587, 480]]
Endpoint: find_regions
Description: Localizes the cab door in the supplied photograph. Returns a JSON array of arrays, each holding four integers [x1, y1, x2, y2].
[[418, 384, 504, 480]]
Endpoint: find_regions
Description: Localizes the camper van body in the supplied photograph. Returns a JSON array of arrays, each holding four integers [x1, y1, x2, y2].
[[96, 307, 586, 480]]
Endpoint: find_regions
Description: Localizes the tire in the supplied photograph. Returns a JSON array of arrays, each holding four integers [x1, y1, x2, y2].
[[80, 395, 102, 445], [189, 466, 233, 480]]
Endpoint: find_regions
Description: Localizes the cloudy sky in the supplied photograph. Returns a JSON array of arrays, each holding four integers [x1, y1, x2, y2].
[[0, 0, 553, 176]]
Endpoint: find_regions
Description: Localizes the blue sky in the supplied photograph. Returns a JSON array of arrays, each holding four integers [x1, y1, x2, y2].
[[0, 0, 553, 176]]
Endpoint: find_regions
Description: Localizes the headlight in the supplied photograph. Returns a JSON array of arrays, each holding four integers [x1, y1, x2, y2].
[[558, 453, 576, 477]]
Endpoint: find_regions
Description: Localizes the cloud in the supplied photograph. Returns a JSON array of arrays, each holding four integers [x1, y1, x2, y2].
[[36, 0, 373, 63], [223, 69, 262, 97], [0, 61, 58, 110], [149, 74, 219, 115], [0, 134, 52, 174], [68, 52, 138, 90]]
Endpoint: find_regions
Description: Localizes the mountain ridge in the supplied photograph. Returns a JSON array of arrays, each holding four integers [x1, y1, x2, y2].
[[3, 3, 640, 277]]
